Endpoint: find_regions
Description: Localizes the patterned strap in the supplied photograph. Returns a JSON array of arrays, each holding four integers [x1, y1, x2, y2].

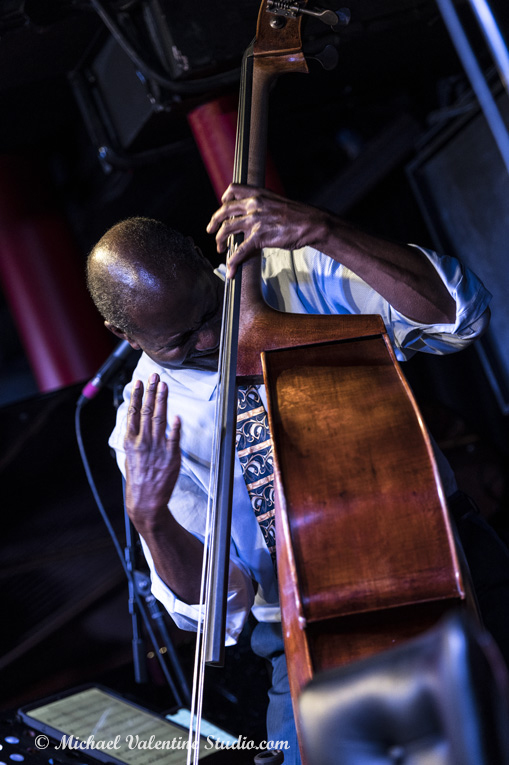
[[236, 385, 277, 571]]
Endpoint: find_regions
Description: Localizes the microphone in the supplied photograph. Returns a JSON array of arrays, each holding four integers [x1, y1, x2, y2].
[[79, 340, 135, 404]]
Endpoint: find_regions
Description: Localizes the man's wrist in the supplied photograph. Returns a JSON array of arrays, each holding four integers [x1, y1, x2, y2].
[[126, 502, 171, 535], [306, 208, 342, 253]]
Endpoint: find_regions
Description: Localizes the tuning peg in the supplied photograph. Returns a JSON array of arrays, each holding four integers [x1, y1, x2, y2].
[[335, 7, 351, 26], [267, 2, 351, 29], [301, 6, 351, 27], [307, 43, 339, 70], [300, 6, 342, 26]]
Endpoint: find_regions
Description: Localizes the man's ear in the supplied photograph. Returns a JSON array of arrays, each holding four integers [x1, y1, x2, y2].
[[104, 321, 141, 350], [187, 238, 213, 270]]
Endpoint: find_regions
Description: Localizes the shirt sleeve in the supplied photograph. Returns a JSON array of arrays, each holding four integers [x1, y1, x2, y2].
[[141, 473, 255, 645], [109, 394, 256, 645], [261, 245, 492, 362], [378, 245, 492, 360]]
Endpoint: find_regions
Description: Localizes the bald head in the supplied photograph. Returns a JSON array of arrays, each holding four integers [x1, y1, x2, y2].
[[87, 217, 210, 335]]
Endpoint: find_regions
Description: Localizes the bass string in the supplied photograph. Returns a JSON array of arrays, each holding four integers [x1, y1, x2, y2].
[[187, 259, 238, 764], [187, 22, 252, 762]]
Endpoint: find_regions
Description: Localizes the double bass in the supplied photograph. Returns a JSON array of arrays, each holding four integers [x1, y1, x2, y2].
[[191, 2, 467, 761]]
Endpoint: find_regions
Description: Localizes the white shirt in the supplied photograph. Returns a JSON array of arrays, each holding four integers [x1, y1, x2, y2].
[[109, 245, 491, 644]]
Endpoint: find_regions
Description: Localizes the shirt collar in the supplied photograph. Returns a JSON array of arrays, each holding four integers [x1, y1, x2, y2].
[[165, 365, 219, 399], [138, 353, 218, 400]]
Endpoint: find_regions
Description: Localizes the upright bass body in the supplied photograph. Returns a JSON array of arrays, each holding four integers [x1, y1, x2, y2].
[[261, 332, 465, 701], [236, 281, 466, 751]]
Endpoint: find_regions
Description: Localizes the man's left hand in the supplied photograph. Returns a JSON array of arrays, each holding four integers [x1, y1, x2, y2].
[[206, 183, 326, 277]]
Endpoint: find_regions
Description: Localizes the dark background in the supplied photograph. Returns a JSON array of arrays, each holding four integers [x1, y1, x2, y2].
[[1, 0, 509, 736]]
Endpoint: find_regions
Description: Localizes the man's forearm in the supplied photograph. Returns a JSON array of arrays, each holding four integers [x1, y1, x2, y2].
[[307, 212, 456, 325], [132, 508, 204, 605]]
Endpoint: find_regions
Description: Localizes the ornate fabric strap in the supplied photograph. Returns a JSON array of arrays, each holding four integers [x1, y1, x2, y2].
[[236, 385, 277, 571]]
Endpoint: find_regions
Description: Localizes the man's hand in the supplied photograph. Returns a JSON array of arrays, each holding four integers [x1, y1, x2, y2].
[[206, 183, 328, 278], [207, 183, 456, 324], [124, 373, 181, 531]]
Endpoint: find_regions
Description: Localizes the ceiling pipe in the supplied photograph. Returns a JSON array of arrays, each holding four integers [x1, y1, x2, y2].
[[0, 154, 113, 392], [187, 93, 285, 201]]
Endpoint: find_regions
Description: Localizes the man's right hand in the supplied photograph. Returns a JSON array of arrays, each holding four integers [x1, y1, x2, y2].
[[124, 373, 181, 532]]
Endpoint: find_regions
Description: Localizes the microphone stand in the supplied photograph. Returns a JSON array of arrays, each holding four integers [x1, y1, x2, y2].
[[124, 508, 148, 686], [133, 568, 191, 705], [123, 496, 190, 706]]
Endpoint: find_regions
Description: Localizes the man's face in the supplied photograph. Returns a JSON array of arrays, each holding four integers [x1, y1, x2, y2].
[[125, 267, 224, 372]]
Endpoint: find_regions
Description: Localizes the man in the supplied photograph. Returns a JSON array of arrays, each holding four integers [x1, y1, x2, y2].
[[87, 184, 494, 763]]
